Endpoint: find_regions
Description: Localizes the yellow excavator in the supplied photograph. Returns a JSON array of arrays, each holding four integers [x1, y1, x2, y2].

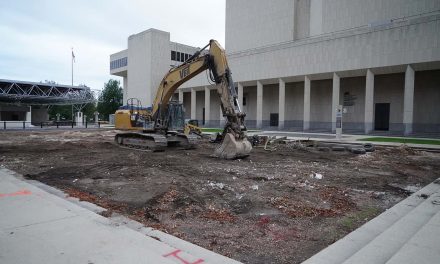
[[114, 40, 252, 159], [115, 98, 202, 135]]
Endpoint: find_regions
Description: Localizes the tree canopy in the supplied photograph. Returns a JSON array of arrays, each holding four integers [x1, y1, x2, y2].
[[48, 103, 96, 121], [97, 79, 123, 120]]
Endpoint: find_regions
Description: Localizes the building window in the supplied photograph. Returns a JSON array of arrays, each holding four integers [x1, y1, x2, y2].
[[110, 57, 128, 70], [243, 96, 247, 106], [170, 51, 195, 63]]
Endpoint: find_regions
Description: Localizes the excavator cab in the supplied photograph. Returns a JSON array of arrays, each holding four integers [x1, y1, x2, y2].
[[160, 101, 186, 132]]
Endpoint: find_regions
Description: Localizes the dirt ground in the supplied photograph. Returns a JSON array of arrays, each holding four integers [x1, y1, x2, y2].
[[1, 129, 440, 264]]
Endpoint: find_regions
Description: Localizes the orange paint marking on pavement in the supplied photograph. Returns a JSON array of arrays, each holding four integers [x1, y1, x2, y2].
[[0, 189, 32, 198], [163, 249, 204, 264]]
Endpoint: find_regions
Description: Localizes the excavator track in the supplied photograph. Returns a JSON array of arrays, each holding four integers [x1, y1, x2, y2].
[[115, 132, 200, 151], [161, 133, 199, 149], [114, 132, 167, 152]]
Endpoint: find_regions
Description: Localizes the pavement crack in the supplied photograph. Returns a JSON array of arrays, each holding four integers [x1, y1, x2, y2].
[[2, 215, 79, 231]]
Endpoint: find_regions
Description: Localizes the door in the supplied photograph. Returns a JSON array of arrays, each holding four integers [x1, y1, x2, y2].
[[270, 113, 279, 127], [375, 103, 390, 131]]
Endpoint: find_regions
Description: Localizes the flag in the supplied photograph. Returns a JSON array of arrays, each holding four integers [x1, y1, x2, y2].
[[72, 50, 76, 63]]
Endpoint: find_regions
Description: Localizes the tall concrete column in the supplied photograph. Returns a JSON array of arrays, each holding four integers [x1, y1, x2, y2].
[[178, 89, 183, 103], [191, 88, 196, 120], [303, 76, 311, 131], [75, 112, 83, 127], [123, 77, 128, 105], [364, 69, 375, 134], [204, 86, 210, 126], [219, 105, 225, 127], [256, 81, 263, 129], [332, 73, 340, 132], [26, 106, 32, 123], [237, 83, 244, 109], [278, 78, 285, 130], [403, 65, 415, 135]]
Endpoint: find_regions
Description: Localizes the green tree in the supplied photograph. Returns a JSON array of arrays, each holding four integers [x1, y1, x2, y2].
[[48, 103, 97, 121], [48, 105, 72, 120], [82, 103, 97, 121], [97, 79, 123, 120]]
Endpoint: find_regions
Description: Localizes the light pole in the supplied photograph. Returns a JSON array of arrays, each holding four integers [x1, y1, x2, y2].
[[71, 47, 75, 86]]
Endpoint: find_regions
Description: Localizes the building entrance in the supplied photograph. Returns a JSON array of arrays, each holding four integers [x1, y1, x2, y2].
[[375, 103, 390, 131], [270, 113, 279, 127]]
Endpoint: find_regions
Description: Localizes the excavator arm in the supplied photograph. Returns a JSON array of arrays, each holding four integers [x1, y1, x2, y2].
[[152, 40, 251, 158], [152, 56, 207, 119]]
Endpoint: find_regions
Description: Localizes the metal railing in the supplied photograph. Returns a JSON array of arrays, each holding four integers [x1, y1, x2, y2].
[[1, 121, 102, 130]]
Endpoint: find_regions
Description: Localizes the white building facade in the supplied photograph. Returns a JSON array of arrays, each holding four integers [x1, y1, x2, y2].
[[110, 29, 200, 109], [110, 0, 440, 134]]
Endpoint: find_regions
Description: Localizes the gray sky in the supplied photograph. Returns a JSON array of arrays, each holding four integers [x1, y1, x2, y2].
[[0, 0, 225, 91]]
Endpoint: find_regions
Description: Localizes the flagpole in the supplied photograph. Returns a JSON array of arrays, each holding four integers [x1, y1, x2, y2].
[[71, 48, 74, 87], [71, 48, 74, 121]]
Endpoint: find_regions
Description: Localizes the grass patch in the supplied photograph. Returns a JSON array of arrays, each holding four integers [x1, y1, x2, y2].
[[358, 137, 440, 145], [201, 128, 260, 133], [341, 207, 381, 230], [201, 128, 223, 133]]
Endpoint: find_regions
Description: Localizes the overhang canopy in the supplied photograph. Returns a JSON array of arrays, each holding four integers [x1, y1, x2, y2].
[[0, 79, 95, 105]]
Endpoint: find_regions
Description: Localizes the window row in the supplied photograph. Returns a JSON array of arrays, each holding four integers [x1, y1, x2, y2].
[[110, 57, 128, 70], [171, 51, 192, 63]]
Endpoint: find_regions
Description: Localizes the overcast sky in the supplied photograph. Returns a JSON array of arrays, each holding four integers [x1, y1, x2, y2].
[[0, 0, 225, 91]]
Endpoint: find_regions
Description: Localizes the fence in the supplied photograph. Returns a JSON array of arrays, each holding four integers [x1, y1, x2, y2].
[[1, 121, 102, 130]]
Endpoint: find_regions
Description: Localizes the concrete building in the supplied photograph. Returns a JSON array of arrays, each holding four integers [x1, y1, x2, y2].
[[110, 29, 200, 109], [110, 0, 440, 134]]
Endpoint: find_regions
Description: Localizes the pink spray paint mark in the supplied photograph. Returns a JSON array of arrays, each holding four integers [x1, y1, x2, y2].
[[0, 189, 32, 198], [163, 249, 204, 264]]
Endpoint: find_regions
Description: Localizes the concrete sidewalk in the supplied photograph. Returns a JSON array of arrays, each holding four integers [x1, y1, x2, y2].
[[249, 131, 440, 150], [0, 168, 241, 264]]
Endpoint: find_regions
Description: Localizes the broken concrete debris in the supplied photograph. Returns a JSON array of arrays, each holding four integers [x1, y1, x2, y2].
[[250, 135, 375, 155], [310, 172, 323, 180]]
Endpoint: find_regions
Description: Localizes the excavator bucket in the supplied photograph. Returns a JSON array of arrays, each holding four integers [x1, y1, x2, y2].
[[213, 133, 252, 159]]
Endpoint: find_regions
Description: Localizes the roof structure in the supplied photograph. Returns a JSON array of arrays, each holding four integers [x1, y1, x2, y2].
[[0, 79, 96, 105]]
